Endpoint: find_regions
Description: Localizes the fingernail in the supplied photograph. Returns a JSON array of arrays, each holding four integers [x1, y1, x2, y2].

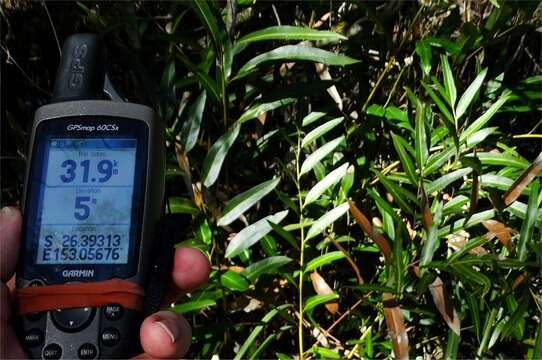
[[1, 207, 15, 217], [154, 318, 179, 343]]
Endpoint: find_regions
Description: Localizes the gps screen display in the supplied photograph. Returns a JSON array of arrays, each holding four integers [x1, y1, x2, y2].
[[35, 138, 137, 265]]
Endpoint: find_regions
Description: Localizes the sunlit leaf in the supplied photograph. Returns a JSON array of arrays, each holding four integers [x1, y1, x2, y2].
[[415, 40, 432, 76], [300, 136, 344, 176], [426, 168, 472, 194], [225, 210, 289, 258], [236, 45, 359, 79], [456, 68, 488, 120], [306, 202, 349, 240], [441, 55, 457, 109], [220, 270, 249, 291], [304, 251, 345, 273], [242, 256, 292, 282], [237, 25, 346, 45], [304, 292, 339, 314], [218, 178, 281, 226], [304, 163, 349, 206], [460, 94, 510, 143], [516, 180, 540, 261], [237, 98, 295, 125], [302, 111, 326, 127], [202, 125, 240, 187], [301, 117, 343, 148]]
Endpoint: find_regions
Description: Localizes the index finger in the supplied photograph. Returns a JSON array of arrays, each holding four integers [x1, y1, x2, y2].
[[0, 207, 22, 282]]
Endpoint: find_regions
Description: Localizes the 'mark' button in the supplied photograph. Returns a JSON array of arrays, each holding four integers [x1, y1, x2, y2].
[[24, 328, 43, 347], [101, 327, 121, 346]]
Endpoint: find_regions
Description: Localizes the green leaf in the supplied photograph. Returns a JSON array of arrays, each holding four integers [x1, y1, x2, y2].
[[456, 68, 488, 120], [172, 299, 216, 314], [301, 117, 343, 148], [235, 45, 359, 79], [460, 94, 510, 143], [304, 251, 345, 273], [450, 264, 491, 294], [234, 304, 292, 360], [441, 55, 457, 109], [420, 224, 439, 269], [302, 111, 327, 127], [304, 163, 349, 206], [517, 180, 540, 261], [533, 319, 542, 360], [242, 256, 292, 282], [426, 168, 472, 194], [422, 82, 455, 127], [444, 329, 460, 360], [304, 293, 339, 313], [218, 178, 281, 226], [179, 91, 207, 152], [300, 136, 344, 176], [194, 218, 212, 245], [306, 202, 349, 240], [220, 270, 249, 292], [415, 40, 432, 77], [202, 125, 241, 187], [237, 98, 295, 125], [391, 133, 418, 186], [415, 101, 429, 171], [309, 347, 341, 359], [169, 197, 200, 216], [236, 25, 347, 45], [225, 210, 289, 258], [375, 171, 416, 216], [268, 221, 300, 250]]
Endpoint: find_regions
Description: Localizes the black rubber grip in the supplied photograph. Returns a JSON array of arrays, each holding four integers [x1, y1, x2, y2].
[[52, 33, 106, 103]]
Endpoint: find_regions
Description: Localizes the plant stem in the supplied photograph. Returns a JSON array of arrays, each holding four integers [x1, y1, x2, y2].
[[295, 130, 305, 360], [476, 307, 497, 358]]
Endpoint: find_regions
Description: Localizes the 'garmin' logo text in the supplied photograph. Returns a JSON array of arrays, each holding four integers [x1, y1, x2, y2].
[[62, 270, 94, 278], [66, 124, 119, 131]]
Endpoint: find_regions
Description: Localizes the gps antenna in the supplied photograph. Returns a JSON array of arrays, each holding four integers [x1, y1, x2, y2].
[[51, 33, 106, 103]]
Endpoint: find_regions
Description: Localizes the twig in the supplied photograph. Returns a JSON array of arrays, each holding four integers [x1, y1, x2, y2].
[[327, 235, 364, 284], [42, 0, 61, 58], [0, 45, 51, 96]]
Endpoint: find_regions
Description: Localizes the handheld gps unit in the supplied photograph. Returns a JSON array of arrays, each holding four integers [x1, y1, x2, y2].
[[16, 34, 167, 359]]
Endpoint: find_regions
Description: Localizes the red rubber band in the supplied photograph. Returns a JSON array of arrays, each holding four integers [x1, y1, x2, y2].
[[16, 279, 145, 315]]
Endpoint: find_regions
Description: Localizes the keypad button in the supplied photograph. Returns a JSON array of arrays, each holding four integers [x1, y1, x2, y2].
[[29, 280, 44, 287], [51, 307, 94, 332], [78, 343, 98, 359], [23, 328, 43, 347], [43, 343, 62, 359], [103, 304, 123, 321], [101, 327, 121, 346]]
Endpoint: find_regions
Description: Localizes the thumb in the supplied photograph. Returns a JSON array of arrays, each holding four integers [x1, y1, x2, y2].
[[0, 207, 22, 282]]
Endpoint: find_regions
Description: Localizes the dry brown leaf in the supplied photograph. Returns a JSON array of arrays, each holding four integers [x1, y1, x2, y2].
[[315, 63, 343, 111], [175, 143, 194, 201], [429, 277, 461, 336], [420, 185, 433, 231], [312, 11, 332, 29], [503, 151, 542, 206], [383, 293, 409, 360], [310, 271, 338, 315], [482, 220, 514, 251], [348, 200, 392, 262], [256, 112, 267, 125], [512, 272, 527, 290]]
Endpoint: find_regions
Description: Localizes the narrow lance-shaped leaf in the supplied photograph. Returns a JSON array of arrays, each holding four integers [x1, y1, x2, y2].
[[225, 210, 289, 258], [234, 304, 292, 360], [306, 202, 349, 240], [242, 256, 292, 282], [202, 125, 240, 187], [304, 292, 339, 314], [503, 151, 542, 206], [304, 163, 349, 206], [415, 40, 432, 77], [456, 68, 488, 120], [391, 132, 418, 186], [482, 220, 514, 251], [179, 91, 207, 152], [426, 168, 472, 194], [300, 136, 344, 176], [459, 94, 510, 143], [236, 25, 347, 45], [310, 271, 338, 315], [302, 111, 326, 127], [516, 180, 540, 261], [415, 101, 429, 171], [383, 293, 409, 360], [348, 200, 392, 261], [304, 251, 345, 273], [220, 270, 249, 292], [441, 55, 457, 110], [235, 45, 360, 79], [218, 178, 281, 226], [429, 276, 461, 336], [301, 117, 343, 148], [237, 98, 295, 125]]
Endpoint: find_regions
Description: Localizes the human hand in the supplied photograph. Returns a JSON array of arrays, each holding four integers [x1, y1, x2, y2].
[[0, 206, 210, 359]]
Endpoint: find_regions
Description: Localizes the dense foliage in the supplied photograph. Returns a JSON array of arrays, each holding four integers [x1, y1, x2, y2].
[[2, 1, 542, 358]]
